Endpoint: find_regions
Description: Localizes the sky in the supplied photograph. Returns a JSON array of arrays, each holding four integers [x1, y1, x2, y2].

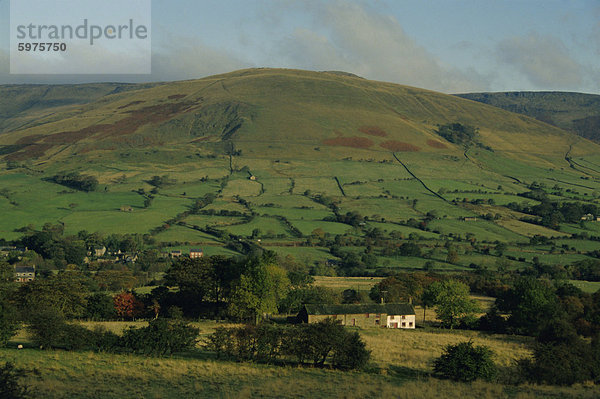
[[0, 0, 599, 94]]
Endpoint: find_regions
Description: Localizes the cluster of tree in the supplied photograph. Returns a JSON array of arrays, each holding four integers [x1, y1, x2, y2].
[[26, 306, 198, 356], [435, 123, 479, 147], [146, 175, 177, 188], [509, 194, 599, 229], [517, 318, 600, 385], [46, 172, 98, 192], [324, 211, 365, 228], [206, 319, 370, 370]]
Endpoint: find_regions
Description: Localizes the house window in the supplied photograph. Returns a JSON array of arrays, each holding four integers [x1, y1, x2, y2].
[[402, 322, 406, 328], [409, 322, 413, 327], [366, 313, 369, 318], [401, 315, 406, 319]]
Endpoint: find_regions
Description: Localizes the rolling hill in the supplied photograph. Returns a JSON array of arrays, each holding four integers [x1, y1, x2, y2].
[[1, 68, 599, 272], [456, 91, 600, 142]]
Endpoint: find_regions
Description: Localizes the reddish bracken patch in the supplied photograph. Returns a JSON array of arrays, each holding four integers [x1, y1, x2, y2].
[[358, 126, 388, 137], [380, 141, 421, 152], [5, 100, 200, 160], [117, 100, 145, 110], [323, 136, 374, 148], [426, 139, 447, 149]]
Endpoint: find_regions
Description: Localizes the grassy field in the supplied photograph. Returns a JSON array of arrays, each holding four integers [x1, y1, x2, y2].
[[3, 321, 599, 398]]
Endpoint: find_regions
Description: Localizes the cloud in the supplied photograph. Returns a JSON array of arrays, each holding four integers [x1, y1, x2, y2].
[[151, 36, 250, 82], [0, 38, 250, 84], [273, 0, 489, 93], [496, 33, 583, 90]]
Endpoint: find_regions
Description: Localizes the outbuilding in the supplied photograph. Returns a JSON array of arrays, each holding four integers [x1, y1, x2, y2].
[[298, 303, 416, 329]]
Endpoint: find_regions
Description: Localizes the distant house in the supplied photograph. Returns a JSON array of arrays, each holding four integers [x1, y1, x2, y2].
[[298, 303, 416, 329], [14, 266, 35, 283], [170, 250, 182, 258], [190, 248, 203, 259], [93, 246, 107, 257], [249, 175, 257, 181], [463, 217, 478, 222], [581, 214, 595, 221], [120, 205, 134, 212]]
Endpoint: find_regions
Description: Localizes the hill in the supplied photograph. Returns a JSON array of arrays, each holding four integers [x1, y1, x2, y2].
[[456, 91, 600, 142], [0, 68, 599, 274]]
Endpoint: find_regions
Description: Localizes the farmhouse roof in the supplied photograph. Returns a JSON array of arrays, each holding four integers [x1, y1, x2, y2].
[[303, 303, 415, 316], [15, 266, 35, 273]]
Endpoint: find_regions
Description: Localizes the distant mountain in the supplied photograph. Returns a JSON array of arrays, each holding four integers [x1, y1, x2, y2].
[[456, 92, 600, 142]]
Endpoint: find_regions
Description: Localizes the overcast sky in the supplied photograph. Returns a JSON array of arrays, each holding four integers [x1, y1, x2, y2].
[[0, 0, 599, 94]]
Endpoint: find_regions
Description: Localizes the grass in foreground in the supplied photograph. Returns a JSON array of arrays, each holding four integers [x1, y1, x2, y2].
[[3, 321, 600, 398]]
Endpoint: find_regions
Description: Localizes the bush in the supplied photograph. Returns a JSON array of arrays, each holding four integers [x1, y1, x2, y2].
[[0, 362, 30, 399], [0, 298, 17, 347], [433, 341, 497, 382], [207, 319, 370, 370], [121, 318, 199, 356], [26, 307, 118, 351]]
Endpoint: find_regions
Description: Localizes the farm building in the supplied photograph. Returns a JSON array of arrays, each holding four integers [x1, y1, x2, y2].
[[93, 246, 107, 257], [14, 266, 35, 283], [190, 248, 204, 259], [298, 303, 416, 329]]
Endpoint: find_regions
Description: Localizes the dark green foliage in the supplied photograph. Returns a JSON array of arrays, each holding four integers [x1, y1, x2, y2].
[[519, 339, 596, 386], [84, 293, 116, 321], [435, 123, 478, 147], [26, 307, 118, 351], [0, 362, 30, 399], [0, 262, 18, 347], [16, 273, 90, 319], [397, 242, 422, 257], [433, 341, 497, 382], [278, 286, 338, 314], [341, 289, 363, 304], [120, 318, 199, 356], [496, 277, 560, 335], [331, 330, 370, 370], [207, 319, 370, 370], [46, 172, 98, 192]]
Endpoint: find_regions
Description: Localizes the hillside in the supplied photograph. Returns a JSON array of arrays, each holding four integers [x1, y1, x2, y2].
[[456, 91, 600, 142], [1, 68, 599, 274]]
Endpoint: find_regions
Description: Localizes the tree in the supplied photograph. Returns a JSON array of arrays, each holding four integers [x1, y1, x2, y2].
[[425, 280, 478, 328], [341, 289, 364, 304], [496, 277, 560, 335], [228, 255, 290, 322], [433, 341, 496, 382], [85, 293, 116, 320], [15, 273, 89, 319], [446, 247, 459, 264], [0, 262, 18, 347], [113, 292, 145, 320]]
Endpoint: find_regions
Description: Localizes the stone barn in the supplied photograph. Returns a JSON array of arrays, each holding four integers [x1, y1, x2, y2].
[[298, 303, 416, 329]]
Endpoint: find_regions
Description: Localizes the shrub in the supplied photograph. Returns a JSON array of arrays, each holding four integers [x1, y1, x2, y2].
[[0, 362, 30, 399], [0, 298, 17, 347], [27, 307, 118, 351], [207, 319, 370, 370], [121, 318, 199, 356], [433, 341, 497, 382]]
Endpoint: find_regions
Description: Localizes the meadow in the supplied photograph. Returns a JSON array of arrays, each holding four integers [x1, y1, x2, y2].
[[3, 321, 599, 399]]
